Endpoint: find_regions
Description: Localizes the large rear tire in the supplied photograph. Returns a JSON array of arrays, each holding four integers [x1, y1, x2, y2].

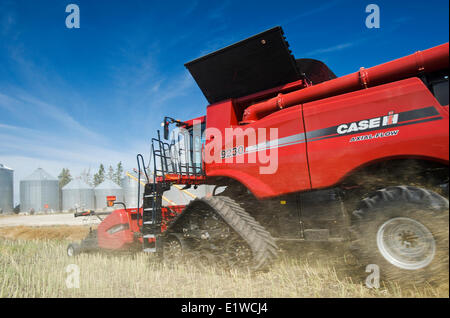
[[350, 186, 449, 285]]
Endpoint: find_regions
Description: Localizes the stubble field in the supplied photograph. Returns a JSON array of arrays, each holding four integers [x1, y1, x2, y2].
[[0, 226, 447, 298]]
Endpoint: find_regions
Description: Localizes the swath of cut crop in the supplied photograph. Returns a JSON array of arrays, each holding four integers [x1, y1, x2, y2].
[[0, 225, 94, 241]]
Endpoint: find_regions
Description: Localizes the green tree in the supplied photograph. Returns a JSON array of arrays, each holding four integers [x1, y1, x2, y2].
[[93, 164, 105, 187], [107, 165, 115, 181], [80, 168, 93, 187], [58, 168, 72, 188], [114, 161, 124, 185]]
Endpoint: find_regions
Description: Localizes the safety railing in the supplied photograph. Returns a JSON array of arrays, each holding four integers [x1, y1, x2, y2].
[[151, 130, 204, 184]]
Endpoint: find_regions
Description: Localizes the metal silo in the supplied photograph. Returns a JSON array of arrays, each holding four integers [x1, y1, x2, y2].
[[20, 168, 59, 213], [163, 184, 215, 206], [62, 179, 95, 211], [121, 171, 145, 208], [0, 164, 14, 213], [95, 179, 123, 210]]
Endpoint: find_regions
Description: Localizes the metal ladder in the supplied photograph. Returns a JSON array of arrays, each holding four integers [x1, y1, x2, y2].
[[141, 182, 169, 253], [140, 128, 204, 253], [139, 130, 171, 254]]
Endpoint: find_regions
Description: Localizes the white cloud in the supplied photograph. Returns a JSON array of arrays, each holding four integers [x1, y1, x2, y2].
[[182, 0, 199, 17], [302, 42, 355, 56], [0, 7, 195, 207], [15, 93, 104, 140], [208, 0, 231, 20], [0, 107, 148, 205], [283, 0, 343, 25], [0, 3, 16, 37], [148, 72, 194, 106]]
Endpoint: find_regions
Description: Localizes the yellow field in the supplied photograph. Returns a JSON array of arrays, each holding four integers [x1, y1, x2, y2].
[[0, 226, 448, 298]]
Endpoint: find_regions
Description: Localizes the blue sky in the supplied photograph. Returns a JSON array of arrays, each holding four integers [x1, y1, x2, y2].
[[0, 0, 448, 204]]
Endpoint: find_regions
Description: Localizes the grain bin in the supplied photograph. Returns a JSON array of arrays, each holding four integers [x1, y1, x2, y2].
[[95, 179, 123, 210], [62, 179, 95, 211], [163, 184, 215, 206], [20, 168, 59, 213], [121, 172, 145, 208], [0, 164, 14, 213]]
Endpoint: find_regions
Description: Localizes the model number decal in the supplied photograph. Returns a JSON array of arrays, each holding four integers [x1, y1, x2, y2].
[[221, 145, 245, 159]]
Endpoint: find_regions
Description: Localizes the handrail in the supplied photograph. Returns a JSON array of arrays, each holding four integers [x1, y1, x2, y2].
[[125, 171, 177, 205]]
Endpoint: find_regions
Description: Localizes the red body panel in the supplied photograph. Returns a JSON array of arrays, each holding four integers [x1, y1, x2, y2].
[[97, 209, 134, 250], [156, 43, 449, 200], [206, 104, 311, 198], [97, 206, 184, 250], [242, 43, 449, 123], [304, 77, 449, 189], [203, 64, 448, 198]]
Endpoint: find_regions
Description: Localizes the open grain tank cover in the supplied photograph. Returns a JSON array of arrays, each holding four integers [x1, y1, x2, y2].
[[295, 59, 337, 84], [185, 26, 302, 104]]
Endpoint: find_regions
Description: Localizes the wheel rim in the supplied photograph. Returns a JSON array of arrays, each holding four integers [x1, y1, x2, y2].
[[67, 246, 74, 257], [164, 237, 183, 260], [376, 217, 436, 270]]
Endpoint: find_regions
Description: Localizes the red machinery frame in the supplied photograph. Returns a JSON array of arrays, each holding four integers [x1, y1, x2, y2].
[[203, 43, 449, 198], [97, 206, 184, 250]]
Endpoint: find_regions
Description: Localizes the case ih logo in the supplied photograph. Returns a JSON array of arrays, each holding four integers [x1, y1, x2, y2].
[[337, 111, 399, 135]]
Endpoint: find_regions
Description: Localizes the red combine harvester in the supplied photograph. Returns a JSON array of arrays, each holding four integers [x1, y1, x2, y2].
[[70, 27, 449, 284]]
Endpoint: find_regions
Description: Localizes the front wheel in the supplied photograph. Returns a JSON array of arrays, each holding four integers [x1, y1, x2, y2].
[[350, 186, 449, 286], [67, 243, 81, 257]]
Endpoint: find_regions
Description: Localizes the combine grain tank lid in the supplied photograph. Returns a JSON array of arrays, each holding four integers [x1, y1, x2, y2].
[[185, 26, 301, 104], [23, 168, 57, 181], [295, 59, 337, 84]]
